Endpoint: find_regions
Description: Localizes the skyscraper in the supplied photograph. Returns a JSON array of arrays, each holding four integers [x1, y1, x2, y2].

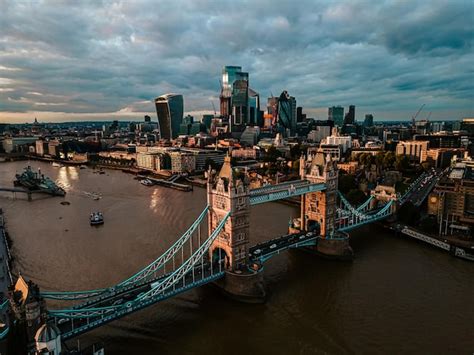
[[277, 90, 297, 136], [328, 106, 344, 127], [219, 66, 260, 133], [364, 114, 374, 127], [154, 93, 184, 140], [343, 105, 355, 125]]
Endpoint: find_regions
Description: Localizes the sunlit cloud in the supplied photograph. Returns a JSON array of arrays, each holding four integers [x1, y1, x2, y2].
[[0, 0, 472, 123]]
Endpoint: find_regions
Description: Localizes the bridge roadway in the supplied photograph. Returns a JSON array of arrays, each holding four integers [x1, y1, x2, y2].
[[249, 231, 319, 263], [55, 263, 226, 339]]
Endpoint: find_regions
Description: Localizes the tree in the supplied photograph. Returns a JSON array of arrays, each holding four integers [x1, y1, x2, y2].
[[338, 174, 356, 194], [346, 189, 366, 205], [395, 155, 410, 171], [383, 151, 396, 169], [263, 146, 280, 163]]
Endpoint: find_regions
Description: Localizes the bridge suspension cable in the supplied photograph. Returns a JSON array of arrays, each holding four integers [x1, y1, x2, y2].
[[48, 212, 230, 319], [41, 205, 209, 300]]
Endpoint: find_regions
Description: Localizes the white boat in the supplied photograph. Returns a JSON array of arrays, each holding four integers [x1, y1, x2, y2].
[[140, 179, 154, 186], [90, 212, 104, 226], [52, 162, 61, 167]]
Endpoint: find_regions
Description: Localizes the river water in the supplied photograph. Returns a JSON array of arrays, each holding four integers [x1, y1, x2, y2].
[[0, 161, 472, 354]]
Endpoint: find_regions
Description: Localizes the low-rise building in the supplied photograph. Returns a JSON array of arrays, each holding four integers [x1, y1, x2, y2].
[[170, 152, 196, 173], [337, 161, 358, 174], [396, 140, 429, 162]]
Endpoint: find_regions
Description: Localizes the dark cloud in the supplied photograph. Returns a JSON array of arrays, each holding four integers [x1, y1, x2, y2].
[[0, 0, 473, 122]]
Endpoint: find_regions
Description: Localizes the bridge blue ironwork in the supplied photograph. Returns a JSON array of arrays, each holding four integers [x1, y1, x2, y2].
[[250, 180, 325, 205], [41, 206, 210, 301], [39, 172, 438, 340]]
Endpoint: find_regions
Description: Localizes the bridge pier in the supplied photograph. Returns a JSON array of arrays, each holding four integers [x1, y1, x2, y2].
[[315, 234, 353, 260], [213, 267, 266, 303]]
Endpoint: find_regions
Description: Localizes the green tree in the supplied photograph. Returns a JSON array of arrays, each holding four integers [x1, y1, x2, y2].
[[338, 174, 356, 194], [383, 151, 396, 169], [395, 155, 410, 171], [263, 146, 280, 163], [346, 189, 367, 205]]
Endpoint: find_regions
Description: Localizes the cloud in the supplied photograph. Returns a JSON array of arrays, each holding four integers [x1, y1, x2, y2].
[[0, 0, 472, 123]]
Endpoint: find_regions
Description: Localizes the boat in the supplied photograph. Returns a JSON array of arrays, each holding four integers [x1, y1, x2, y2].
[[14, 166, 66, 196], [140, 179, 154, 186], [80, 165, 87, 169], [52, 162, 61, 167], [90, 212, 104, 226]]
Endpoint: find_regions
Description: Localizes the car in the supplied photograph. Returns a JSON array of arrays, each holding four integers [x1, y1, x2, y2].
[[306, 232, 312, 237], [270, 244, 277, 249], [299, 235, 306, 240], [112, 299, 123, 306], [253, 249, 262, 255], [58, 318, 69, 325]]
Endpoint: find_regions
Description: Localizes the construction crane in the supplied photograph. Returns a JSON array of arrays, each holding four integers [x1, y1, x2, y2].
[[211, 101, 217, 116], [411, 104, 425, 127]]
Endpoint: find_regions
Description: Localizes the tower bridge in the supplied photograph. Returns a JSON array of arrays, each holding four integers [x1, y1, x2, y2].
[[8, 152, 436, 352]]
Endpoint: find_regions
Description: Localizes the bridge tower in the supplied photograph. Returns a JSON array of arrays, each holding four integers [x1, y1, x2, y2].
[[207, 156, 265, 302], [300, 150, 353, 259], [207, 156, 250, 270], [300, 150, 338, 237]]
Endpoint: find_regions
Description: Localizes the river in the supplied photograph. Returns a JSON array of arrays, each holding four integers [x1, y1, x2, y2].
[[0, 161, 472, 354]]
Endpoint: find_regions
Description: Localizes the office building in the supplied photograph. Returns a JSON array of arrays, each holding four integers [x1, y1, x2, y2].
[[277, 90, 297, 136], [154, 93, 184, 140], [343, 105, 355, 125], [328, 106, 344, 127], [363, 114, 374, 127]]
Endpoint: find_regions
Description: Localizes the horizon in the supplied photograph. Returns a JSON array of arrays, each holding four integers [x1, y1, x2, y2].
[[1, 1, 473, 123]]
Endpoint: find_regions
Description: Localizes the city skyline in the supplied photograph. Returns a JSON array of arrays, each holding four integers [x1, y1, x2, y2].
[[0, 0, 473, 123]]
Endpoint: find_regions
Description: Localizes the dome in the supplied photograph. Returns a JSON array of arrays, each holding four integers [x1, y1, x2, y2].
[[35, 323, 60, 343]]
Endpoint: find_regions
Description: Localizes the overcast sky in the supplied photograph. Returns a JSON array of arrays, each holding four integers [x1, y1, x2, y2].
[[0, 0, 473, 123]]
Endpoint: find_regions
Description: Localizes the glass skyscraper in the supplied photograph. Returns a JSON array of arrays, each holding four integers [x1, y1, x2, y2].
[[328, 106, 344, 127], [154, 93, 184, 140], [277, 90, 296, 136]]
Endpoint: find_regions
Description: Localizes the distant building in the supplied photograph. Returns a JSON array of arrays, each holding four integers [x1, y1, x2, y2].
[[296, 107, 306, 123], [170, 151, 196, 173], [324, 128, 352, 154], [420, 148, 466, 168], [343, 105, 355, 125], [2, 137, 37, 153], [363, 114, 374, 127], [328, 106, 344, 127], [277, 90, 297, 136], [35, 139, 48, 156], [396, 140, 429, 162], [154, 93, 184, 140], [220, 66, 260, 133]]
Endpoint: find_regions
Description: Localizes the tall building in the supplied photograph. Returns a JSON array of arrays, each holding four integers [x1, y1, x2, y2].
[[343, 105, 355, 125], [220, 66, 260, 133], [364, 114, 374, 127], [277, 90, 297, 136], [296, 107, 306, 122], [154, 94, 184, 140], [328, 106, 344, 127]]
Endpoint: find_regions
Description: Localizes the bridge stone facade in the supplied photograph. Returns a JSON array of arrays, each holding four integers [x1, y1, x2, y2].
[[207, 156, 250, 271], [299, 151, 338, 237]]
